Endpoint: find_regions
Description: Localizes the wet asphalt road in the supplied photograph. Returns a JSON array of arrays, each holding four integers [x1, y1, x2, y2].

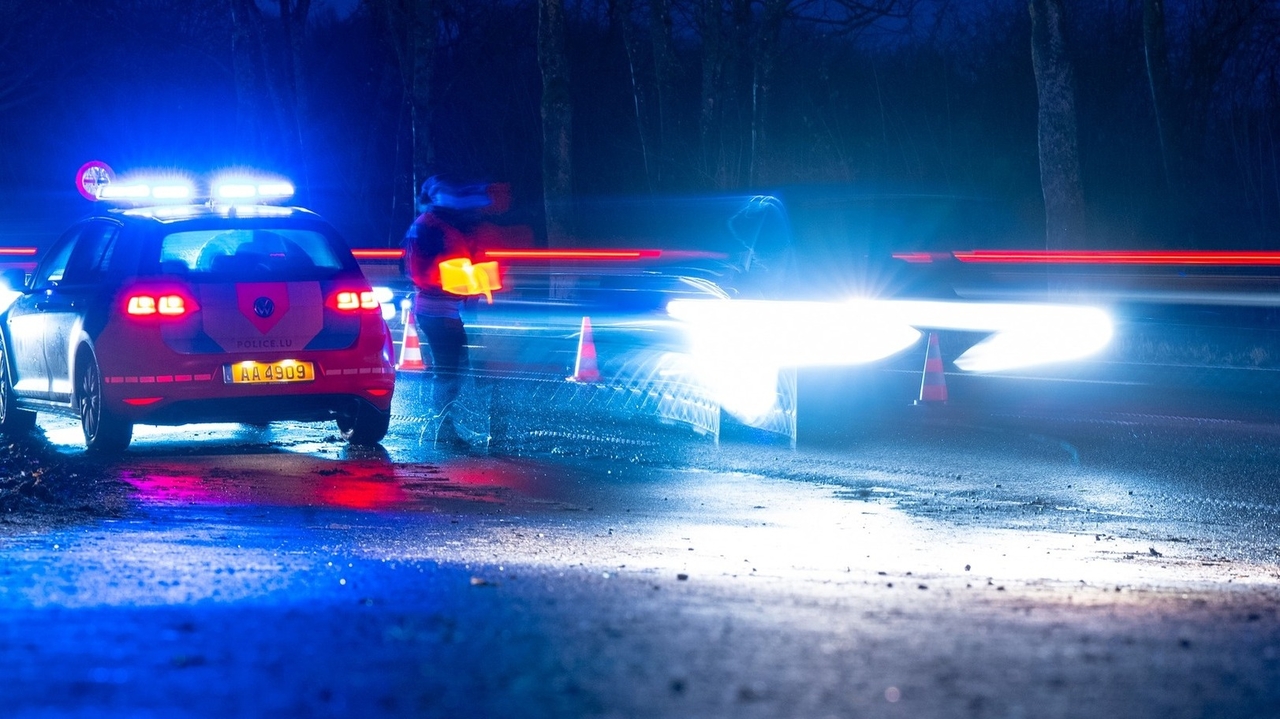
[[3, 369, 1280, 718]]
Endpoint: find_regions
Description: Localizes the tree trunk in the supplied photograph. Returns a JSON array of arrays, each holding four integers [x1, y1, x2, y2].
[[410, 0, 437, 194], [278, 0, 312, 195], [613, 0, 654, 190], [751, 0, 787, 185], [279, 0, 311, 121], [698, 0, 722, 184], [1142, 0, 1179, 193], [723, 0, 752, 188], [1029, 0, 1085, 250], [229, 0, 261, 153], [371, 0, 430, 221], [539, 0, 574, 246], [361, 55, 405, 245], [649, 0, 677, 177], [243, 0, 297, 171]]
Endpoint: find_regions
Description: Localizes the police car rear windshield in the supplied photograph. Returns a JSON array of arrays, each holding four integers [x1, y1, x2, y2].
[[159, 229, 345, 281]]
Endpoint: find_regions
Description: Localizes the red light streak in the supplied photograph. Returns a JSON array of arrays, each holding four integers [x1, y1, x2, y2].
[[952, 250, 1280, 266], [0, 247, 37, 256], [351, 249, 404, 260], [352, 248, 728, 262], [481, 249, 663, 260]]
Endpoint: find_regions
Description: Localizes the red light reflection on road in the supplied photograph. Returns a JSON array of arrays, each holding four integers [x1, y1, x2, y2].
[[119, 467, 410, 510], [117, 455, 545, 511], [315, 477, 408, 510]]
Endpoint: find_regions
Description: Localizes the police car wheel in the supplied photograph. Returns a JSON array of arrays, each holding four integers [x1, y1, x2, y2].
[[337, 404, 391, 445], [78, 354, 132, 454], [0, 340, 35, 435]]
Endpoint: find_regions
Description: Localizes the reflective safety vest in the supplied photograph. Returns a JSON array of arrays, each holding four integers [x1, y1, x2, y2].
[[438, 257, 501, 302], [405, 212, 505, 302]]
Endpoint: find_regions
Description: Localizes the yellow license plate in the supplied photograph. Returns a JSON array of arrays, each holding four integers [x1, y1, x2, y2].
[[224, 360, 315, 384]]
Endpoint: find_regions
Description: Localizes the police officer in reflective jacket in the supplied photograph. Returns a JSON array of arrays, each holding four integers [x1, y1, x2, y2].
[[402, 175, 494, 445]]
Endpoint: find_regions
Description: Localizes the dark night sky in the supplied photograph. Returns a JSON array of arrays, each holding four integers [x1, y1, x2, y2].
[[1, 0, 1278, 253]]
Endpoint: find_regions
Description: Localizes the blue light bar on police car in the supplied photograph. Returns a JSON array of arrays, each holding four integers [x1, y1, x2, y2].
[[216, 183, 256, 199], [75, 163, 297, 205], [256, 182, 294, 198], [214, 179, 294, 202], [151, 184, 192, 200], [99, 184, 151, 199], [98, 181, 193, 202]]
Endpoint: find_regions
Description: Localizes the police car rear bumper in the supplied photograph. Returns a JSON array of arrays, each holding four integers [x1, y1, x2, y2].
[[115, 393, 388, 426]]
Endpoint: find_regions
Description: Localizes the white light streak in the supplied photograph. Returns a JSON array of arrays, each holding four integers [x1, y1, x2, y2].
[[667, 298, 1114, 420]]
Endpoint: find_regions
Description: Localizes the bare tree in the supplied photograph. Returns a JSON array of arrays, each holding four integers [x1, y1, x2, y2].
[[370, 0, 438, 202], [409, 0, 437, 184], [613, 0, 656, 189], [695, 0, 918, 189], [1029, 0, 1085, 249], [698, 0, 724, 184], [749, 0, 788, 184], [230, 0, 264, 152], [697, 0, 773, 189], [1143, 0, 1178, 192], [0, 0, 36, 111], [278, 0, 314, 192], [540, 0, 573, 245], [649, 0, 678, 173], [225, 0, 314, 191]]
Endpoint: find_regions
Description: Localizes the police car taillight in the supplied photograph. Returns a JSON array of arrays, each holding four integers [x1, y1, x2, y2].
[[329, 290, 379, 312], [126, 293, 197, 317]]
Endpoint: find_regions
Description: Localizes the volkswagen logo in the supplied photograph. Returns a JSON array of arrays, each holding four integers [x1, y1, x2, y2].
[[253, 297, 275, 318]]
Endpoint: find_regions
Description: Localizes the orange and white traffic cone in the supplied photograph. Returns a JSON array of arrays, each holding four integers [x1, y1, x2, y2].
[[397, 319, 428, 371], [567, 316, 601, 383], [914, 332, 947, 405]]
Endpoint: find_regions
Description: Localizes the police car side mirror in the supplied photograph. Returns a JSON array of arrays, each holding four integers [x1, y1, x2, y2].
[[1, 268, 27, 293]]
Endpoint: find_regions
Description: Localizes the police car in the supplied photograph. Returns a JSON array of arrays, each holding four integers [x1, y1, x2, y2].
[[0, 171, 395, 452]]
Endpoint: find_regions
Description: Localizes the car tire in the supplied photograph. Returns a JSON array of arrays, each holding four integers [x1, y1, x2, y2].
[[78, 353, 132, 454], [338, 403, 390, 445], [0, 339, 36, 436]]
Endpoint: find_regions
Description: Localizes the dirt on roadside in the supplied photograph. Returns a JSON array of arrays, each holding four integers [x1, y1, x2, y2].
[[0, 431, 130, 531]]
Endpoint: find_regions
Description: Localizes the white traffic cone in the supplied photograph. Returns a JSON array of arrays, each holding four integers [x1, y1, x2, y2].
[[914, 332, 948, 404], [567, 316, 601, 382], [397, 320, 428, 371]]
